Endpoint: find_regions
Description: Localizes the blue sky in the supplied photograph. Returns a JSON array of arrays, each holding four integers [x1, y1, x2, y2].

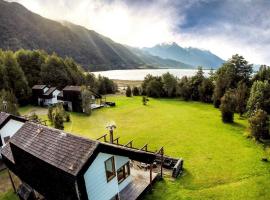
[[7, 0, 270, 65]]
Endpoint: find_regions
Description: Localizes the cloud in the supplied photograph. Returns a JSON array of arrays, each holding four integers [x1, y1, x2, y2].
[[6, 0, 270, 65]]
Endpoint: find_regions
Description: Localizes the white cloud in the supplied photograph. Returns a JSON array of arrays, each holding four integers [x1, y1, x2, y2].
[[6, 0, 270, 65]]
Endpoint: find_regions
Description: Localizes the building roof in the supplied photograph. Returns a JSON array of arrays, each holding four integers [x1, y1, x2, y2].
[[63, 86, 81, 92], [1, 143, 14, 163], [4, 122, 99, 176], [0, 112, 10, 128], [1, 116, 157, 176], [43, 87, 57, 96], [32, 85, 47, 90], [0, 112, 26, 130]]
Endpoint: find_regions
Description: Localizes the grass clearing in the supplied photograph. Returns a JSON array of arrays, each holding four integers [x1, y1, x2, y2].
[[1, 95, 270, 199]]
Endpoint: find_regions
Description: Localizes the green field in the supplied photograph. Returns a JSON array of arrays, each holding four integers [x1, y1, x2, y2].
[[1, 96, 270, 199]]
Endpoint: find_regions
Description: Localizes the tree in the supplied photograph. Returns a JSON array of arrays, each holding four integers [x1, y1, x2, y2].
[[1, 51, 30, 104], [247, 81, 270, 115], [41, 54, 71, 88], [81, 87, 92, 115], [213, 54, 252, 107], [177, 76, 192, 101], [249, 109, 269, 140], [162, 72, 177, 97], [15, 49, 46, 87], [235, 81, 249, 116], [48, 103, 69, 130], [199, 78, 214, 103], [220, 90, 236, 123], [190, 67, 204, 100], [146, 78, 164, 97], [0, 90, 19, 115], [253, 65, 270, 83], [132, 86, 140, 96], [126, 86, 132, 97]]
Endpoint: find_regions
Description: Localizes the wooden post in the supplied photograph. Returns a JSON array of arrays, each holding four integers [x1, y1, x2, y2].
[[159, 147, 164, 178], [141, 144, 148, 151], [8, 170, 16, 193], [150, 163, 153, 185]]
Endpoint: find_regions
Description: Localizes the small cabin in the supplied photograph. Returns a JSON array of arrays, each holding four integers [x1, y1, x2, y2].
[[1, 118, 159, 200], [32, 85, 60, 106]]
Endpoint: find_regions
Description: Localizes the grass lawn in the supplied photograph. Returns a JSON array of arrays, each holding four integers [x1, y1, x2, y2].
[[1, 95, 270, 199]]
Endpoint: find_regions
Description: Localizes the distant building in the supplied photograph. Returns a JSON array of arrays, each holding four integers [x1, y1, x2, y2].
[[1, 114, 159, 200], [32, 85, 60, 107], [57, 86, 83, 112]]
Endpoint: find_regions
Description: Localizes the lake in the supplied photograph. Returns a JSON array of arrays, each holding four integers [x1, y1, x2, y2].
[[93, 69, 212, 80]]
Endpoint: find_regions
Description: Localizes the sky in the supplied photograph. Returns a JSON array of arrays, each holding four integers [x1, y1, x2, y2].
[[7, 0, 270, 65]]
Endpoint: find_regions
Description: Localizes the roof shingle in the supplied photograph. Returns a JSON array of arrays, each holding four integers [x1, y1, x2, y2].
[[7, 122, 99, 175]]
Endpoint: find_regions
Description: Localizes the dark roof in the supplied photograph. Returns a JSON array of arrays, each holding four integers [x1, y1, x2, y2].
[[32, 85, 47, 90], [6, 122, 99, 175], [43, 87, 57, 96], [63, 86, 81, 92], [0, 112, 26, 129], [1, 143, 14, 163], [1, 118, 157, 176], [0, 112, 10, 127]]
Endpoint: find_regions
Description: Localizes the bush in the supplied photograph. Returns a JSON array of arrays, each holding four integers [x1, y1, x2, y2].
[[249, 109, 269, 140], [48, 103, 69, 129], [132, 86, 140, 96], [220, 90, 236, 123], [142, 96, 149, 105], [126, 86, 132, 97]]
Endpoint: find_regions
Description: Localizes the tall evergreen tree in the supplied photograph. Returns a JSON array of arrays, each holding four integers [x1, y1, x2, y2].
[[220, 89, 236, 123]]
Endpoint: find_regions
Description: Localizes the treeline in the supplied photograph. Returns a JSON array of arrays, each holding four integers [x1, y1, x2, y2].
[[136, 54, 270, 141], [0, 49, 117, 108]]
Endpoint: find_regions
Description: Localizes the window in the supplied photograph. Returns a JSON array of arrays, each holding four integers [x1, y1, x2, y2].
[[105, 157, 116, 182], [3, 136, 10, 144], [117, 162, 130, 184]]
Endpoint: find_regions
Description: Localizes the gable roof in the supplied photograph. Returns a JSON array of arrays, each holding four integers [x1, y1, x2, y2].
[[6, 122, 99, 176], [32, 85, 47, 90], [43, 87, 57, 96], [0, 112, 26, 129], [1, 117, 157, 176], [63, 86, 81, 92]]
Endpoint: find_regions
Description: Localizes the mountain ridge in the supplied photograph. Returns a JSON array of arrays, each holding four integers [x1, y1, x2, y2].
[[143, 42, 224, 69]]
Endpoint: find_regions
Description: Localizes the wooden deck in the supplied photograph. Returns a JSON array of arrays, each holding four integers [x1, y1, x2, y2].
[[119, 168, 158, 200]]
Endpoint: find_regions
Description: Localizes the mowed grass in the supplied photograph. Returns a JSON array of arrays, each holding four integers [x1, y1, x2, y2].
[[3, 96, 270, 199]]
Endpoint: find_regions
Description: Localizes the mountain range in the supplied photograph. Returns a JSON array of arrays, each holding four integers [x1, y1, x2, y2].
[[143, 42, 224, 68], [0, 0, 224, 71]]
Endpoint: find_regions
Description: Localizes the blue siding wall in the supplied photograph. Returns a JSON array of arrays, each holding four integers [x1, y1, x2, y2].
[[84, 153, 131, 200]]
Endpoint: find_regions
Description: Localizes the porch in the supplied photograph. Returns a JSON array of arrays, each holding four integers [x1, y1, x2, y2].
[[119, 168, 158, 200]]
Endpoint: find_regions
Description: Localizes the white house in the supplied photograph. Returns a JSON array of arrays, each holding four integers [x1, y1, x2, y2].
[[32, 85, 60, 106]]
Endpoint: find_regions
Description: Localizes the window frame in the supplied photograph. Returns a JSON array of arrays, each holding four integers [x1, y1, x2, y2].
[[104, 156, 116, 182], [117, 162, 130, 184]]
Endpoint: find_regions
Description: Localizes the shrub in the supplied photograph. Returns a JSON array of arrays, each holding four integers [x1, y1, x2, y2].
[[220, 90, 236, 123], [126, 86, 132, 97], [132, 86, 140, 96], [249, 109, 269, 140], [142, 96, 149, 105]]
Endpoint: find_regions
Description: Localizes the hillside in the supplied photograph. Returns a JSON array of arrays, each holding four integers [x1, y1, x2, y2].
[[143, 42, 224, 69], [0, 0, 194, 71]]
